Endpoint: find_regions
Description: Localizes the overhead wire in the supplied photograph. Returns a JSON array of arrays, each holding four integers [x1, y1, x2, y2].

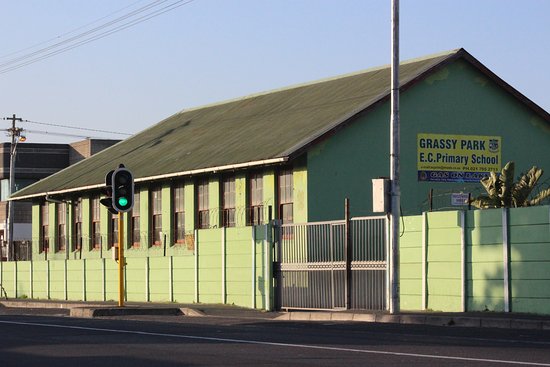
[[23, 129, 107, 140], [22, 119, 132, 136], [0, 0, 194, 75], [0, 0, 170, 69], [0, 0, 149, 61]]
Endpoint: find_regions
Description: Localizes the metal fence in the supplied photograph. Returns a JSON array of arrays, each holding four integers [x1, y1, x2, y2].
[[275, 216, 387, 311], [0, 241, 32, 261]]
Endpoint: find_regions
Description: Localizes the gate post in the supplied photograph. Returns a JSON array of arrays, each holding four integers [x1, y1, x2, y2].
[[344, 198, 352, 309], [272, 220, 282, 311]]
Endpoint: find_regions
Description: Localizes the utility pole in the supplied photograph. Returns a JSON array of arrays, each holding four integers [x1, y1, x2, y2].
[[4, 114, 24, 261], [389, 0, 400, 314]]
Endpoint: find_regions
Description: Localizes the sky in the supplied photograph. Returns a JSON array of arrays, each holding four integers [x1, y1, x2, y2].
[[1, 0, 549, 144]]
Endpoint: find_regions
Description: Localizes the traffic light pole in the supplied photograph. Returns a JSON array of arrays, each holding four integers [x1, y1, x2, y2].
[[102, 164, 133, 307], [118, 212, 125, 307]]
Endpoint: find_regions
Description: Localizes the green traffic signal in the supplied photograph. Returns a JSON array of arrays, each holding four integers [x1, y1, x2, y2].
[[118, 197, 129, 207], [111, 166, 134, 212]]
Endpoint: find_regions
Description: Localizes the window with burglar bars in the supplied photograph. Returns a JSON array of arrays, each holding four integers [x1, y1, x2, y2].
[[222, 176, 236, 227], [151, 187, 162, 246], [57, 202, 66, 252], [91, 197, 101, 250], [73, 200, 82, 251], [197, 179, 209, 229], [248, 172, 263, 225], [40, 202, 49, 253], [278, 169, 293, 224], [131, 192, 140, 248], [173, 184, 185, 244]]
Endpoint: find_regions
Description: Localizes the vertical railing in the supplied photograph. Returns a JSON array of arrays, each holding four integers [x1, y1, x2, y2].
[[350, 216, 387, 310], [276, 216, 387, 311]]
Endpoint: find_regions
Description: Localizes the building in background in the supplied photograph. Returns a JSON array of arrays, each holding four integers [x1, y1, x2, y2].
[[0, 139, 119, 260]]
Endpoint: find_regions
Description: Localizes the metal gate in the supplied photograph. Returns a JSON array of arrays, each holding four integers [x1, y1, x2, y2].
[[274, 216, 387, 311]]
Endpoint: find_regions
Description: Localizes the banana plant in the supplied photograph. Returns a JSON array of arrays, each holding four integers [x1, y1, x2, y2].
[[469, 161, 550, 209]]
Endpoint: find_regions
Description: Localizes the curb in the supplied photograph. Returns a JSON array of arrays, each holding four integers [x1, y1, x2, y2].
[[70, 307, 184, 318], [1, 300, 206, 318], [276, 311, 549, 330], [1, 300, 104, 309], [3, 300, 550, 330]]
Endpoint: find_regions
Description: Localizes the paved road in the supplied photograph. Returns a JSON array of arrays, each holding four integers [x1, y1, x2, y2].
[[1, 308, 550, 366]]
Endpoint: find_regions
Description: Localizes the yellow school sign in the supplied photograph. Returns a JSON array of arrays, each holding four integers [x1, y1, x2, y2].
[[417, 133, 501, 182]]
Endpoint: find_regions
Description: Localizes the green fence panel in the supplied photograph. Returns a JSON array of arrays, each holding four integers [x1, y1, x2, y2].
[[399, 215, 422, 310], [197, 228, 222, 304], [1, 262, 15, 298], [255, 226, 269, 310], [85, 259, 104, 301], [32, 261, 48, 299], [424, 212, 462, 312], [125, 257, 147, 302], [226, 227, 254, 307], [16, 262, 31, 298], [149, 257, 170, 302], [172, 255, 195, 303], [508, 206, 550, 314], [49, 260, 65, 300], [67, 260, 84, 300], [467, 279, 505, 311], [105, 259, 119, 302]]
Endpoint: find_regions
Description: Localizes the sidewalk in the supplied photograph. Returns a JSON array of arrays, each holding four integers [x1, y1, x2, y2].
[[2, 299, 550, 331]]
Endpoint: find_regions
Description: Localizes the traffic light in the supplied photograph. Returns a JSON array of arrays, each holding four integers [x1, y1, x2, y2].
[[100, 169, 117, 215], [112, 165, 134, 212]]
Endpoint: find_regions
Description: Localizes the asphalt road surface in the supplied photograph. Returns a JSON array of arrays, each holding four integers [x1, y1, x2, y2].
[[1, 308, 550, 366]]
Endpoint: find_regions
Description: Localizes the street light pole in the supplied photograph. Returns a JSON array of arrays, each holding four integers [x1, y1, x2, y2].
[[4, 114, 24, 261], [389, 0, 400, 314]]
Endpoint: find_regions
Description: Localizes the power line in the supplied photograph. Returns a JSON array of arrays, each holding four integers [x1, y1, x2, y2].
[[0, 0, 170, 70], [0, 0, 150, 61], [23, 119, 132, 136], [0, 0, 194, 75], [23, 129, 109, 140]]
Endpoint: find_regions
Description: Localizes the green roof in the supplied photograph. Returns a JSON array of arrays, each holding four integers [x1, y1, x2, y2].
[[15, 48, 544, 200]]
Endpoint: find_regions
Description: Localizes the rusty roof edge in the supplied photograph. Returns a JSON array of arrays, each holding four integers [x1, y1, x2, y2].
[[9, 157, 289, 201]]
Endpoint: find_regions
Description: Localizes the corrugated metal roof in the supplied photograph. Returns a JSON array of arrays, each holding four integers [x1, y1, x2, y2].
[[12, 49, 466, 200]]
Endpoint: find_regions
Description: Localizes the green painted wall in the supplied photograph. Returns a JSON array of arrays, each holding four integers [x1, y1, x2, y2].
[[184, 179, 195, 233], [31, 204, 41, 260], [161, 185, 173, 246], [28, 163, 309, 263], [398, 206, 550, 315], [293, 160, 308, 223], [399, 215, 423, 310], [81, 197, 91, 255], [307, 59, 550, 221], [425, 211, 463, 311], [306, 103, 388, 221], [466, 208, 505, 311], [4, 224, 273, 310], [263, 169, 275, 221], [508, 206, 550, 314], [197, 228, 223, 304], [7, 206, 550, 314], [208, 177, 220, 228], [235, 173, 247, 227]]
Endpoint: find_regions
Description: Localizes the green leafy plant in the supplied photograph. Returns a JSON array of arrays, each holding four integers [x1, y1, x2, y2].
[[468, 161, 550, 209]]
